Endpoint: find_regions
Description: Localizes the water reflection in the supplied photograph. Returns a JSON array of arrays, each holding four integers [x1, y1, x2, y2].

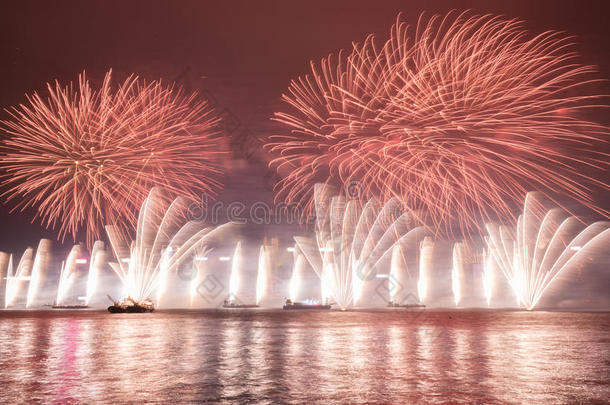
[[0, 310, 608, 403]]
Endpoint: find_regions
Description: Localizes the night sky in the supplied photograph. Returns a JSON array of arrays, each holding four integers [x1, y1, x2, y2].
[[0, 0, 609, 253]]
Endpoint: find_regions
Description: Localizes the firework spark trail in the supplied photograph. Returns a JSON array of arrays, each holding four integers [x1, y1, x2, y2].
[[0, 69, 225, 246], [267, 12, 609, 236]]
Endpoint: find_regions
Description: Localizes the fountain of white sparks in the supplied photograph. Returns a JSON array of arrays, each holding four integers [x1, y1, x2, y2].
[[106, 188, 235, 306], [4, 248, 33, 308], [417, 237, 434, 305], [55, 245, 82, 306], [190, 246, 211, 307], [482, 248, 495, 306], [295, 184, 427, 310], [227, 241, 242, 304], [289, 248, 308, 303], [26, 239, 52, 308], [486, 192, 610, 310], [3, 240, 52, 308], [256, 244, 272, 305], [85, 241, 107, 306], [54, 242, 107, 307]]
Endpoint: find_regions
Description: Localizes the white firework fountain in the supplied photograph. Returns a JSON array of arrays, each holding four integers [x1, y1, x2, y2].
[[295, 184, 428, 310], [3, 240, 52, 308], [486, 192, 610, 310], [106, 188, 235, 312]]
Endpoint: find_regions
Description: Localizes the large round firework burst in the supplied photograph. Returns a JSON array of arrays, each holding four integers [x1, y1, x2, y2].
[[267, 12, 609, 235], [0, 69, 225, 246]]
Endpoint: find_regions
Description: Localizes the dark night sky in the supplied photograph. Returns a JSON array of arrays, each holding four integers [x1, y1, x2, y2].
[[0, 0, 609, 254]]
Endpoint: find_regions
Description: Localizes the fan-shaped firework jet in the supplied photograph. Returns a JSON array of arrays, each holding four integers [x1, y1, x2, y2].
[[451, 242, 485, 307], [55, 245, 82, 306], [386, 230, 429, 305], [289, 249, 307, 303], [452, 243, 465, 306], [155, 248, 172, 307], [55, 242, 107, 307], [320, 248, 334, 305], [0, 69, 225, 246], [85, 241, 106, 306], [190, 247, 210, 307], [486, 192, 610, 310], [3, 240, 52, 308], [256, 245, 271, 305], [268, 12, 609, 235], [295, 184, 427, 310], [482, 249, 495, 306], [4, 247, 33, 308], [0, 253, 8, 290], [418, 237, 434, 304], [388, 244, 408, 303], [106, 188, 235, 305], [26, 239, 52, 308], [228, 242, 242, 303]]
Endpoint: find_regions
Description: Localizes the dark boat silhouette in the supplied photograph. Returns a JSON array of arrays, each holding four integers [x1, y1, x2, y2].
[[387, 300, 426, 308], [107, 296, 154, 313], [49, 304, 89, 309], [283, 299, 331, 310], [221, 299, 259, 309]]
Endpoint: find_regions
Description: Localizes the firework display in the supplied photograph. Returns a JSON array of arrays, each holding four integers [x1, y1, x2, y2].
[[0, 70, 224, 246], [0, 12, 607, 314], [105, 188, 235, 306], [54, 245, 83, 306], [486, 192, 610, 310], [294, 183, 428, 310], [267, 12, 609, 235], [3, 247, 33, 308]]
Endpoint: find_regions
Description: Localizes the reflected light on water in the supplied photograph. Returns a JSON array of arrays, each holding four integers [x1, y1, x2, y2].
[[0, 310, 608, 403]]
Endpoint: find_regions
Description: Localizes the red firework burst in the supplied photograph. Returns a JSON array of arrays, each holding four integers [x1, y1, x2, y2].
[[0, 69, 225, 246], [267, 12, 609, 235]]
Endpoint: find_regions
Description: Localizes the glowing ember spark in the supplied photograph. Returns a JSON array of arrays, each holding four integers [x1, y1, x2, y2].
[[0, 69, 225, 246], [267, 12, 609, 236]]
